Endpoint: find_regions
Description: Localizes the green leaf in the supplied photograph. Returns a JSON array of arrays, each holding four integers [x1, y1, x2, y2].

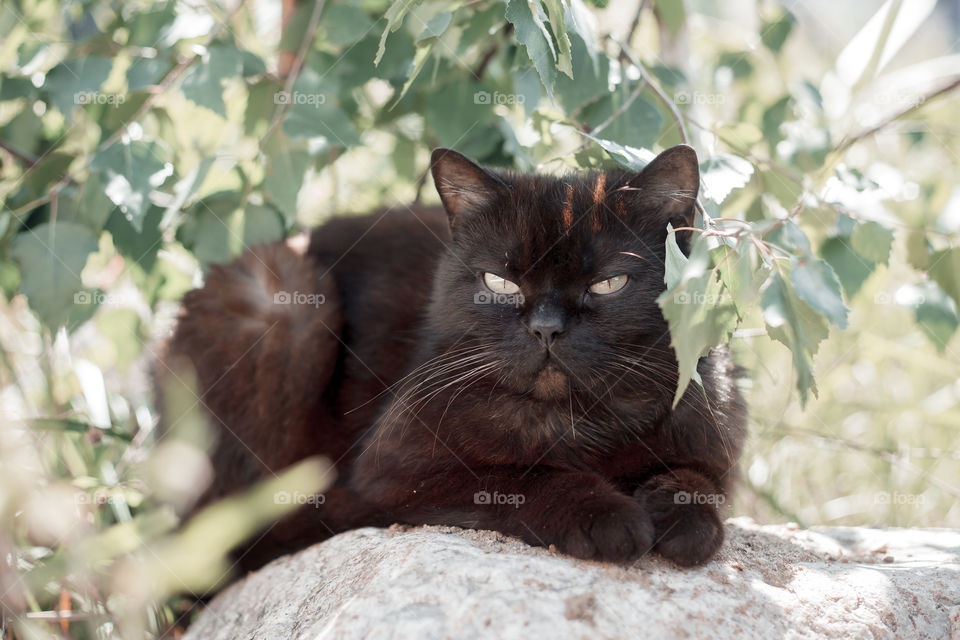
[[44, 56, 113, 116], [579, 132, 651, 172], [263, 147, 309, 226], [759, 168, 802, 209], [819, 236, 874, 297], [391, 11, 453, 103], [282, 100, 360, 147], [180, 43, 243, 116], [555, 32, 607, 112], [126, 1, 176, 47], [323, 4, 375, 46], [0, 76, 37, 101], [244, 79, 280, 136], [240, 50, 267, 77], [712, 241, 757, 316], [426, 77, 495, 148], [653, 0, 686, 35], [280, 68, 360, 147], [77, 173, 116, 232], [581, 88, 663, 150], [242, 203, 285, 246], [542, 0, 573, 78], [766, 219, 810, 255], [375, 0, 424, 66], [850, 220, 893, 265], [789, 257, 849, 329], [658, 232, 736, 406], [761, 11, 795, 52], [565, 0, 598, 67], [761, 271, 828, 403], [717, 51, 754, 79], [177, 193, 242, 265], [11, 222, 99, 328], [127, 57, 172, 92], [761, 96, 791, 151], [900, 282, 958, 351], [161, 158, 214, 228], [700, 153, 754, 204], [90, 140, 173, 233], [928, 248, 960, 309], [905, 228, 932, 270], [106, 206, 163, 272], [416, 11, 452, 44], [506, 0, 557, 98]]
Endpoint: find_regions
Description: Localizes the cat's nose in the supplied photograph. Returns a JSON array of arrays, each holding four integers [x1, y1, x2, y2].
[[527, 304, 567, 347]]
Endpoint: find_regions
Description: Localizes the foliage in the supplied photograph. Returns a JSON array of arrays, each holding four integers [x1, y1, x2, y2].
[[0, 0, 958, 637]]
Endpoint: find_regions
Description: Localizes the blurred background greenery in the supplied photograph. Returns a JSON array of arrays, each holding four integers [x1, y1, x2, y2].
[[0, 0, 958, 637]]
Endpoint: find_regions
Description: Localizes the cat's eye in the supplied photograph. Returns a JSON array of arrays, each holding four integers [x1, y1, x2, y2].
[[588, 274, 629, 295], [482, 272, 521, 295]]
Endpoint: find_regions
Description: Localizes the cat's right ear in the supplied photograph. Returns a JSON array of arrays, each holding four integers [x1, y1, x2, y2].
[[430, 148, 505, 230]]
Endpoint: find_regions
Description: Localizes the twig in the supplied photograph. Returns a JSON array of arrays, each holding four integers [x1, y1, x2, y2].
[[0, 141, 38, 167], [473, 24, 512, 80], [103, 2, 247, 151], [625, 0, 650, 46], [833, 75, 960, 156], [611, 36, 689, 144], [261, 0, 327, 151], [761, 425, 960, 498], [98, 57, 195, 150], [590, 76, 648, 138]]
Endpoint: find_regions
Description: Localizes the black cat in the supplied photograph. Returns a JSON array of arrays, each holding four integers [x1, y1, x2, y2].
[[158, 144, 746, 571]]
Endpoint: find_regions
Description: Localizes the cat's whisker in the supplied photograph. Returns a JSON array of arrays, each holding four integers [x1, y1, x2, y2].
[[346, 343, 491, 414]]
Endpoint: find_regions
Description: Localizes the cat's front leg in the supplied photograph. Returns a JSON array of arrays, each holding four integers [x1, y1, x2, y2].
[[355, 466, 655, 562], [632, 468, 727, 566]]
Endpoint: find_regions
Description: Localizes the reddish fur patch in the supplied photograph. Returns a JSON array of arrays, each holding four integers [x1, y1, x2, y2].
[[591, 174, 606, 231], [562, 184, 574, 233]]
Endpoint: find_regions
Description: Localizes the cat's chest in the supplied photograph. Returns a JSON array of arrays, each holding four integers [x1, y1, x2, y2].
[[484, 399, 633, 465]]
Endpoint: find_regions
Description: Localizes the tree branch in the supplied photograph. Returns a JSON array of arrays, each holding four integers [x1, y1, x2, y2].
[[0, 141, 38, 168], [611, 36, 689, 145]]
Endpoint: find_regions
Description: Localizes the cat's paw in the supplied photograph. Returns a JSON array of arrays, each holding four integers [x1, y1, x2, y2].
[[558, 494, 654, 562], [636, 483, 725, 567]]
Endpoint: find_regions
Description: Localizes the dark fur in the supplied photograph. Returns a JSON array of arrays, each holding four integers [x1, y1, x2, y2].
[[157, 146, 747, 572]]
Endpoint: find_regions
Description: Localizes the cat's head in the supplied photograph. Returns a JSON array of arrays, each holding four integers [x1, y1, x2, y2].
[[426, 146, 699, 403]]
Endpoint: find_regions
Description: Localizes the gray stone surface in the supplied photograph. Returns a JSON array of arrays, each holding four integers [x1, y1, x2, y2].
[[186, 517, 960, 639]]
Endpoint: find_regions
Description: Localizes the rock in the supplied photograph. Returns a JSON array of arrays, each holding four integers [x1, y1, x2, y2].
[[186, 517, 960, 640]]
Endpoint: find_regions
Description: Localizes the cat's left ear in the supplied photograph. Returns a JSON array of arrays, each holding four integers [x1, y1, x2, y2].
[[431, 148, 506, 230], [630, 144, 700, 228]]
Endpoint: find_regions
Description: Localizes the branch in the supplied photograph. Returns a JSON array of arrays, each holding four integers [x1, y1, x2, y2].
[[261, 0, 327, 151], [611, 36, 689, 145], [590, 76, 648, 138], [833, 75, 960, 156], [625, 0, 651, 46], [0, 141, 38, 168]]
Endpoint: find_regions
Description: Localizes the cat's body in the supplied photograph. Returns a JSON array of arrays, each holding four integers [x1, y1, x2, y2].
[[158, 146, 746, 572]]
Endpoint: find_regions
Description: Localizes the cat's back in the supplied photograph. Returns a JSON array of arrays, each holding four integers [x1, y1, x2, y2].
[[307, 206, 451, 417]]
